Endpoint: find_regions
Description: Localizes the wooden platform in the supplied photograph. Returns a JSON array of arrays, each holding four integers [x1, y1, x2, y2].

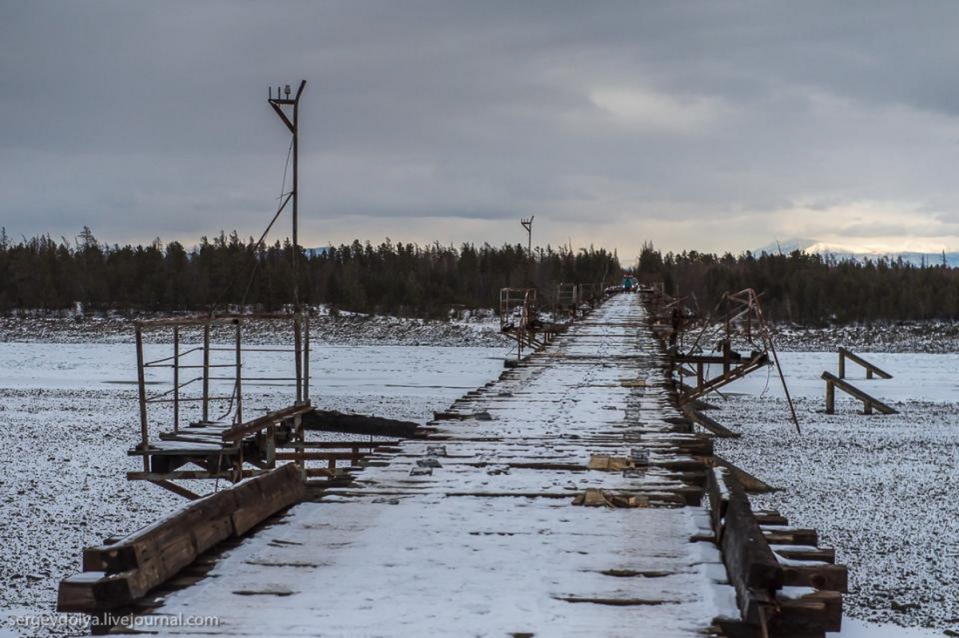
[[120, 294, 738, 635]]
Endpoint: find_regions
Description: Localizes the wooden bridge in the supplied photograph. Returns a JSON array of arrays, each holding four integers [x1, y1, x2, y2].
[[60, 293, 845, 636]]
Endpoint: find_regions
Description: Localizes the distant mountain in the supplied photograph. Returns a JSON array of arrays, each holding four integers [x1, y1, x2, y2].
[[754, 238, 959, 267], [305, 246, 333, 257]]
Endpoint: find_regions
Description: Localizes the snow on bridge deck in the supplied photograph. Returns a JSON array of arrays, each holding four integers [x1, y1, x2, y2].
[[136, 293, 737, 636]]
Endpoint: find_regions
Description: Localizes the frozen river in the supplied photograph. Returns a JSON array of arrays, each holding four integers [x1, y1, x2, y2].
[[0, 341, 953, 636], [0, 341, 506, 635]]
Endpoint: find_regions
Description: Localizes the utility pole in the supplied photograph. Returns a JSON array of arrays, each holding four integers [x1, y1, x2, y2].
[[520, 216, 534, 255], [268, 80, 306, 308]]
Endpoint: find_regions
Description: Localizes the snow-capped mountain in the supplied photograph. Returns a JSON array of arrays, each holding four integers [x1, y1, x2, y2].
[[754, 238, 959, 267]]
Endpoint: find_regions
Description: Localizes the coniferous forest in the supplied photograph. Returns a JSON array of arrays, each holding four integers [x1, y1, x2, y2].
[[636, 243, 959, 324], [0, 228, 619, 317], [5, 228, 959, 324]]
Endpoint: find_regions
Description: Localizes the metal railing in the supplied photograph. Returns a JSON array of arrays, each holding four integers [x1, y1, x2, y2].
[[133, 312, 310, 469]]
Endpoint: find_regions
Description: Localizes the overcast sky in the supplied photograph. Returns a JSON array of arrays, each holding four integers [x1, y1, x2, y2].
[[3, 1, 959, 258]]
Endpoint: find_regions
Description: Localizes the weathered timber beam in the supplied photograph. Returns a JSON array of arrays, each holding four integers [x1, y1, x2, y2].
[[781, 562, 848, 593], [221, 403, 314, 441], [59, 464, 304, 613], [712, 455, 777, 493], [301, 409, 422, 438], [682, 405, 740, 438]]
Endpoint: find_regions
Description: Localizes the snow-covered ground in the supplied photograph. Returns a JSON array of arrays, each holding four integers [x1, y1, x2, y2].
[[0, 312, 510, 348], [2, 325, 955, 636], [772, 321, 959, 354], [709, 351, 959, 634], [0, 341, 507, 636]]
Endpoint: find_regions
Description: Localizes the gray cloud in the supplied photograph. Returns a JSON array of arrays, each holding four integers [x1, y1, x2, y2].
[[2, 1, 959, 256]]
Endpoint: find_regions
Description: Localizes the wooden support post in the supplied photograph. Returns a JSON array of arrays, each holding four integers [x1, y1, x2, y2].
[[294, 313, 303, 404], [697, 362, 704, 388], [234, 320, 242, 425], [173, 325, 179, 433], [266, 424, 276, 468], [838, 350, 845, 379], [135, 325, 149, 472], [864, 400, 872, 415], [202, 322, 210, 422], [722, 339, 731, 377], [825, 380, 835, 414], [303, 311, 310, 404]]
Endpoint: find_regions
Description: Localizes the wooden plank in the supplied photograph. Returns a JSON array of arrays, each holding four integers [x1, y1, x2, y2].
[[762, 528, 819, 546], [682, 405, 740, 438], [221, 403, 314, 441], [713, 455, 777, 493], [773, 546, 835, 564], [273, 451, 361, 462]]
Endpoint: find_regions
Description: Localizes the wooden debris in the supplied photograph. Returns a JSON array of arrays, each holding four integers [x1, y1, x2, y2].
[[587, 455, 634, 471], [571, 488, 649, 508]]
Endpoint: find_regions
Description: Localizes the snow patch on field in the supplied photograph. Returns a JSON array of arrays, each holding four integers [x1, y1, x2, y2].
[[0, 313, 510, 348], [0, 342, 506, 636], [712, 351, 959, 633]]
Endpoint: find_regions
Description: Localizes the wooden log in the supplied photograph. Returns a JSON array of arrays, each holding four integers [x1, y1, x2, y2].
[[716, 469, 783, 620], [59, 464, 304, 612], [301, 409, 421, 437], [231, 463, 304, 536]]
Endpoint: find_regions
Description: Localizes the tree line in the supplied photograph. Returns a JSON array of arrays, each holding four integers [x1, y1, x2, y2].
[[0, 228, 620, 317], [637, 243, 959, 324]]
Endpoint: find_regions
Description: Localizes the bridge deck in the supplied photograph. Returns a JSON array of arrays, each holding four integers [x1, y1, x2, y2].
[[134, 294, 737, 636]]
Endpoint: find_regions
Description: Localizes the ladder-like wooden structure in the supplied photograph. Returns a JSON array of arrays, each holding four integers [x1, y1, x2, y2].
[[821, 371, 897, 415], [838, 346, 893, 379]]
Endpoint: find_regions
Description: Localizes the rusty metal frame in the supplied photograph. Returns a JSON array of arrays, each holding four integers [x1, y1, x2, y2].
[[675, 288, 800, 434], [131, 313, 313, 493]]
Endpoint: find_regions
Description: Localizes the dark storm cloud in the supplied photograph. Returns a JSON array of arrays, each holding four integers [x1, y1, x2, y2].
[[2, 1, 959, 253]]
